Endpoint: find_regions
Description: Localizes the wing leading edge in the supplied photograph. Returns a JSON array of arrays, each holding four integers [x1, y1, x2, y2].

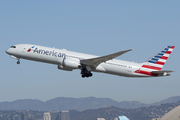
[[80, 49, 132, 68]]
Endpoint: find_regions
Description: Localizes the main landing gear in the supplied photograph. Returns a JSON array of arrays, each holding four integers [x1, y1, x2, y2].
[[81, 67, 93, 78]]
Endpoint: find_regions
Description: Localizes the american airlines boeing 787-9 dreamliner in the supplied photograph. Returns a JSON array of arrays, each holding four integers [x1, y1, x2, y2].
[[6, 44, 175, 78]]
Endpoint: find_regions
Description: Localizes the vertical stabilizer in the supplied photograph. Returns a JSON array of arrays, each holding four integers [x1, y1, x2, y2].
[[134, 46, 175, 76], [141, 46, 175, 72]]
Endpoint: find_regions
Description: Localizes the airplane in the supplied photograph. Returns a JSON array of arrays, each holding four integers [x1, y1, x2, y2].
[[118, 116, 129, 120], [6, 44, 175, 78]]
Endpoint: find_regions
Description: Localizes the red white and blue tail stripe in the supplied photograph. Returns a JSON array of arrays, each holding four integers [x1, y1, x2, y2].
[[135, 46, 175, 76]]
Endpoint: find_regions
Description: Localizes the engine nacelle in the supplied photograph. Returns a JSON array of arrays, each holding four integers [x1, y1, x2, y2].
[[57, 58, 80, 71], [64, 58, 80, 69], [58, 65, 73, 71]]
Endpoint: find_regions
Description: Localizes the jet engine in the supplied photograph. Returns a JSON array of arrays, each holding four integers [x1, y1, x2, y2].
[[58, 58, 80, 71]]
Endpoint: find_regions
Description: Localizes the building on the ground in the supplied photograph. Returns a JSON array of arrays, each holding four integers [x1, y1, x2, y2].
[[43, 112, 51, 120], [114, 117, 118, 120], [11, 115, 15, 120], [21, 113, 28, 120], [11, 115, 20, 120], [97, 118, 105, 120], [43, 112, 60, 120], [43, 111, 69, 120], [61, 111, 69, 120], [152, 118, 161, 120], [152, 105, 180, 120], [114, 116, 129, 120]]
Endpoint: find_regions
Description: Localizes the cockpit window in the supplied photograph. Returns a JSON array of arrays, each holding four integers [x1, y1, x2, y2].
[[10, 46, 16, 48]]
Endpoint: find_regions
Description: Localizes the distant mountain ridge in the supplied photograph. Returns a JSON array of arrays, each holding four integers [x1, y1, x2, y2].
[[0, 96, 180, 111], [150, 96, 180, 106]]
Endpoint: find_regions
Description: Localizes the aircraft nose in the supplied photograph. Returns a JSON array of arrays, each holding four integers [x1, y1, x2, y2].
[[5, 49, 10, 54]]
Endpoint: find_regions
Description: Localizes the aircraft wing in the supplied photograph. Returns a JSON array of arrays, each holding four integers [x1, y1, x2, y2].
[[80, 49, 132, 68]]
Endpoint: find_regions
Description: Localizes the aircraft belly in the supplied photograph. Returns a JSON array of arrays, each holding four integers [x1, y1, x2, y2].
[[100, 63, 131, 77]]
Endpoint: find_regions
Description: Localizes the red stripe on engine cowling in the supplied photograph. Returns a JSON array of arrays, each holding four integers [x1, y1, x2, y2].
[[156, 61, 165, 65], [135, 70, 158, 76], [142, 65, 162, 71]]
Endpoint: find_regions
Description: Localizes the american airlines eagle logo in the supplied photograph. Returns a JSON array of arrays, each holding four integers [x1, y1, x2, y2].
[[27, 46, 35, 52]]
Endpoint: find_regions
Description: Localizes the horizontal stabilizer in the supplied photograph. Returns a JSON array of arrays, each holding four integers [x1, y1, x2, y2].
[[151, 70, 175, 73], [151, 70, 174, 76]]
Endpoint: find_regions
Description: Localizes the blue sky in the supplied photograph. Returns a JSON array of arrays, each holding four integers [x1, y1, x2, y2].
[[1, 1, 180, 104]]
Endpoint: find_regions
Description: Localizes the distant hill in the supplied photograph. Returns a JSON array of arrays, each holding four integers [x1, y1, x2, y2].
[[149, 96, 180, 106], [45, 97, 145, 111], [0, 96, 180, 111]]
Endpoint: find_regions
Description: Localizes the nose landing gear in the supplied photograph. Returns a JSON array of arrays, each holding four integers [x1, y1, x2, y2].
[[17, 58, 20, 64], [17, 61, 20, 64]]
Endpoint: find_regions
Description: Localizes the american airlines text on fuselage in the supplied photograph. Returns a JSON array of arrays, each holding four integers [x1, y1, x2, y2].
[[33, 47, 66, 58]]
